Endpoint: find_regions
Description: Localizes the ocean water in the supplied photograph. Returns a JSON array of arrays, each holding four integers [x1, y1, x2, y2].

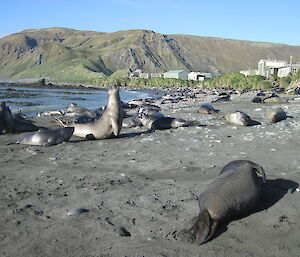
[[0, 85, 158, 116]]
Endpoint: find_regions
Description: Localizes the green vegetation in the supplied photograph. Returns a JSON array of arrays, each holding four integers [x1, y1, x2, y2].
[[279, 76, 292, 88], [260, 71, 300, 90], [291, 69, 300, 82], [2, 27, 300, 83], [204, 71, 299, 91], [15, 59, 106, 83], [93, 76, 197, 87], [204, 72, 272, 90]]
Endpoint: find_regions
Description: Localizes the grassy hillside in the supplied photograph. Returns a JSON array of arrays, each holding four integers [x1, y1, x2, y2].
[[1, 27, 300, 83]]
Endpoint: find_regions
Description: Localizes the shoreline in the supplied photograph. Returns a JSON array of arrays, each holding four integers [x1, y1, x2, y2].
[[0, 78, 175, 92]]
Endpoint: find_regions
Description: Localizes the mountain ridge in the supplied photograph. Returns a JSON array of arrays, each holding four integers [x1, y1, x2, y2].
[[1, 27, 299, 81]]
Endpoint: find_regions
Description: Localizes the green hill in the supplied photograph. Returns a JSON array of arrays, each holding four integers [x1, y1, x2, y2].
[[0, 27, 300, 82]]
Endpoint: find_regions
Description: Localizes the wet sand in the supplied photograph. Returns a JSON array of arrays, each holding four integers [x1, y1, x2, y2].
[[0, 91, 300, 257]]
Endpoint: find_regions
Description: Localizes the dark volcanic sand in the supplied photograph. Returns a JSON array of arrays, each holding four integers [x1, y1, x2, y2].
[[0, 92, 300, 257]]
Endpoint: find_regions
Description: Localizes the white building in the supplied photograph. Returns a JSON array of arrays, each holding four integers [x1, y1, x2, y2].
[[277, 63, 300, 77], [129, 69, 143, 78], [240, 70, 258, 76], [257, 59, 288, 77], [188, 72, 212, 81], [164, 70, 189, 79]]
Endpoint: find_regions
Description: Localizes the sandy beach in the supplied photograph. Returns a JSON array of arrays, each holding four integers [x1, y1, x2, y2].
[[1, 90, 300, 257]]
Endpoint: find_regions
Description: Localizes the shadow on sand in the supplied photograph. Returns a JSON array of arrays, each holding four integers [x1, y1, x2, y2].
[[67, 129, 154, 142]]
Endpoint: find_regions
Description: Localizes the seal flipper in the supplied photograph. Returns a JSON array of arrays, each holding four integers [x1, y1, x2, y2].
[[187, 210, 216, 245], [86, 133, 97, 140], [111, 119, 120, 136]]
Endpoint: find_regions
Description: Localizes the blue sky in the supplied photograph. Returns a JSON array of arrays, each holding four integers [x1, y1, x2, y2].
[[1, 0, 299, 45]]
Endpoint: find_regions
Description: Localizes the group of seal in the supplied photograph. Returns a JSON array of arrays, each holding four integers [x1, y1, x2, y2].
[[198, 101, 287, 126], [2, 85, 124, 146], [4, 84, 190, 145], [178, 160, 266, 245], [56, 85, 123, 140], [121, 100, 189, 130], [1, 101, 76, 146], [2, 85, 293, 246]]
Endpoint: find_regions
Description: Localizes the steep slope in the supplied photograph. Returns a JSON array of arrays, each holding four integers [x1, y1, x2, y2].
[[0, 27, 299, 81], [172, 34, 300, 73]]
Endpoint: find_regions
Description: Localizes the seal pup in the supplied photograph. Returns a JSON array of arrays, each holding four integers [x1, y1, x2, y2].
[[139, 113, 189, 130], [128, 98, 154, 106], [211, 94, 230, 103], [225, 111, 255, 126], [266, 108, 287, 123], [57, 85, 123, 140], [16, 127, 74, 146], [198, 104, 219, 114], [177, 160, 265, 245], [1, 102, 38, 133], [138, 104, 162, 115], [251, 96, 262, 103], [138, 105, 164, 118], [263, 93, 286, 103], [122, 115, 142, 128], [37, 110, 63, 117], [62, 103, 101, 117]]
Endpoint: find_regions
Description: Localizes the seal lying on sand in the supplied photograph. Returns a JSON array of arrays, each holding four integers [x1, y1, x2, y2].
[[16, 127, 74, 146], [225, 111, 256, 126], [123, 105, 163, 128], [1, 102, 38, 133], [177, 160, 265, 245], [266, 108, 287, 123], [198, 104, 219, 114], [61, 103, 101, 117], [57, 85, 123, 140], [263, 93, 286, 103], [136, 104, 164, 118], [138, 104, 161, 114], [211, 94, 230, 103], [139, 113, 189, 130], [122, 115, 142, 128], [251, 96, 263, 103]]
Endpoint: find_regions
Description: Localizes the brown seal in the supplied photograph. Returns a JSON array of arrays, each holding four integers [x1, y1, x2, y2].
[[225, 111, 253, 126], [198, 104, 219, 114], [0, 102, 38, 133], [177, 160, 265, 245], [57, 85, 123, 139], [139, 113, 189, 130], [266, 108, 287, 123], [16, 127, 74, 146]]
